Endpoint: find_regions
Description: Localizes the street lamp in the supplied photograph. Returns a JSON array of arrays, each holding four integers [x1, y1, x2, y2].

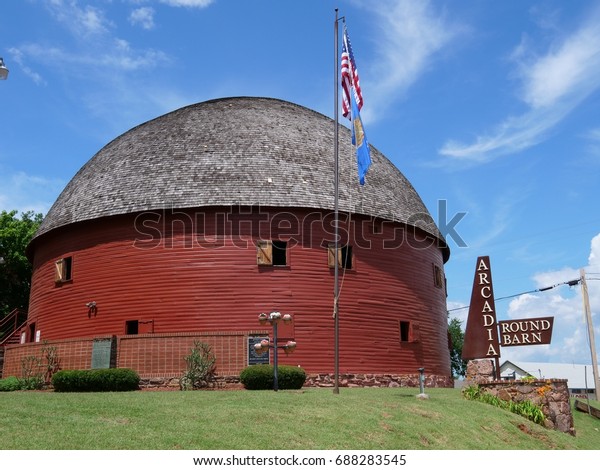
[[253, 311, 297, 391], [0, 58, 8, 80]]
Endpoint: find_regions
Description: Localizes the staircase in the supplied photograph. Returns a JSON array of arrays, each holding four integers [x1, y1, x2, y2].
[[0, 309, 28, 378]]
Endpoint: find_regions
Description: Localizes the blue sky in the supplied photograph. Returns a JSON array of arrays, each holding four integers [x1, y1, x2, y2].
[[1, 0, 600, 369]]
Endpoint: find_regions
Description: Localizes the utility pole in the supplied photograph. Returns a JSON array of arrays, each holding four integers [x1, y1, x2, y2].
[[580, 268, 600, 401]]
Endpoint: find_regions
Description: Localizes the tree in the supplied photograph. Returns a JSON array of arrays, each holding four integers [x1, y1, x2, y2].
[[0, 210, 43, 317], [448, 317, 467, 378]]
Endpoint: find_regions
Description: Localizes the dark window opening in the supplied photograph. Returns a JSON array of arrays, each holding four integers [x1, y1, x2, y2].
[[433, 264, 444, 289], [400, 321, 410, 342], [340, 245, 352, 269], [272, 240, 287, 266], [125, 320, 139, 335], [28, 323, 36, 343]]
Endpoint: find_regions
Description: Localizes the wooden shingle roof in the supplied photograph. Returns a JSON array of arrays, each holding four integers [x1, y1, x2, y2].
[[33, 97, 448, 259]]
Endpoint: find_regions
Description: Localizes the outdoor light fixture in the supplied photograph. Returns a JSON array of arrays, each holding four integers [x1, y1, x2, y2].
[[0, 58, 8, 80], [254, 311, 297, 391], [85, 301, 97, 318]]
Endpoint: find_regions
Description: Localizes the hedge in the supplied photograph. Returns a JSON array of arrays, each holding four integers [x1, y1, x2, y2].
[[51, 368, 140, 392], [0, 376, 21, 392], [239, 365, 306, 390]]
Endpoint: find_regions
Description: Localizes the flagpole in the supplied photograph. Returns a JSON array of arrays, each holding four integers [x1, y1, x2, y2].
[[333, 8, 340, 395]]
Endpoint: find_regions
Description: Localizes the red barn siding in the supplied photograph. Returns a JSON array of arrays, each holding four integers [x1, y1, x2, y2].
[[27, 207, 450, 377]]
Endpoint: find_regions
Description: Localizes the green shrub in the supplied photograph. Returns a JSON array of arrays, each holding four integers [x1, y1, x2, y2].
[[180, 341, 217, 390], [0, 376, 21, 392], [462, 384, 545, 425], [240, 365, 306, 390], [52, 368, 140, 392]]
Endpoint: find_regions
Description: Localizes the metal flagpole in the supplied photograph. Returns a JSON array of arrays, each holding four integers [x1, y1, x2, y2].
[[333, 8, 340, 395]]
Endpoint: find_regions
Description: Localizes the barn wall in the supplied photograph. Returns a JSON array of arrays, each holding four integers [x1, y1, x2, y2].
[[26, 206, 451, 377]]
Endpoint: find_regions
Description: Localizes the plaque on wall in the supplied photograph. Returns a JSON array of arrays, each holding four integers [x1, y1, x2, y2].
[[91, 337, 116, 369], [248, 336, 270, 365]]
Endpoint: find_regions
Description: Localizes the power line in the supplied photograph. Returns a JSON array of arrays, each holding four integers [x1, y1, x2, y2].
[[447, 278, 582, 313]]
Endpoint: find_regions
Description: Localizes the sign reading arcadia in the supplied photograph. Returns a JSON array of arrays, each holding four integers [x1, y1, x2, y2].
[[462, 256, 501, 360], [461, 255, 555, 364]]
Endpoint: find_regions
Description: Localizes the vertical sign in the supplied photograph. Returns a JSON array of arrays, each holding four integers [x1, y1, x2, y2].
[[462, 256, 500, 360]]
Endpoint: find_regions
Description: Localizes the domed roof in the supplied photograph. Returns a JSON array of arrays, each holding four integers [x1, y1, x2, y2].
[[33, 97, 448, 260]]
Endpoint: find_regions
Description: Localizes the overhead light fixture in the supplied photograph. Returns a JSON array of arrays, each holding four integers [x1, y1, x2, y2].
[[0, 58, 8, 80]]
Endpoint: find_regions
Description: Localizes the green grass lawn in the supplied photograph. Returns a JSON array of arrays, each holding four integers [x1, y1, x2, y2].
[[0, 387, 599, 450]]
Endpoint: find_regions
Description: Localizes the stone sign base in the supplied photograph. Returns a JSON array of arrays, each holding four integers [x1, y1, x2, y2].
[[464, 360, 575, 435]]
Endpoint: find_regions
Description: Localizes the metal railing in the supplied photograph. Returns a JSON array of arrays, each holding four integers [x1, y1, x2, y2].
[[0, 308, 28, 346]]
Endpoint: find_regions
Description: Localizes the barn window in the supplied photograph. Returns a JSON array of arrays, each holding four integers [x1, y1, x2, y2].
[[399, 321, 420, 343], [125, 320, 139, 335], [328, 244, 353, 269], [55, 256, 73, 283], [256, 240, 287, 266], [433, 264, 444, 289]]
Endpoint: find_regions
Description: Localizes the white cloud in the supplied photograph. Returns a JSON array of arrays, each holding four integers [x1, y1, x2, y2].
[[0, 171, 65, 216], [589, 233, 600, 267], [439, 5, 600, 162], [500, 232, 600, 364], [45, 0, 111, 38], [129, 7, 155, 30], [7, 47, 46, 86], [439, 106, 568, 162], [361, 0, 463, 123], [517, 22, 600, 109]]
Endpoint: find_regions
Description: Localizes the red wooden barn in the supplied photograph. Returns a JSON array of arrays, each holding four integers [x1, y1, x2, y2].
[[12, 97, 452, 386]]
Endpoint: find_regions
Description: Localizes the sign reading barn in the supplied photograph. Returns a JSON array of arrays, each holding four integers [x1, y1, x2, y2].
[[498, 317, 554, 346], [461, 255, 555, 366]]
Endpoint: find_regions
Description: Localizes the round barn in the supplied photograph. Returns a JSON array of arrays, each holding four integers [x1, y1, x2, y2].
[[21, 97, 452, 387]]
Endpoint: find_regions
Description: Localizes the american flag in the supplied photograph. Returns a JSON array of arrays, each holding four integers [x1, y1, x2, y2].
[[341, 26, 363, 120]]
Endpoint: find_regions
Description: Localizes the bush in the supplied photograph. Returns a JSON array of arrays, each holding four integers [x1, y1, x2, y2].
[[52, 368, 140, 392], [180, 341, 217, 390], [462, 384, 545, 425], [239, 365, 306, 390], [0, 376, 21, 392]]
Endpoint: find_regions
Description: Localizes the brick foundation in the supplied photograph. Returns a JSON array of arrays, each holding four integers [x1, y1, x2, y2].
[[1, 331, 262, 380]]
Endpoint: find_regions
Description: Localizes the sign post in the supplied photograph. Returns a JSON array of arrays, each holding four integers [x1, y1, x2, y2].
[[461, 255, 556, 380], [462, 256, 501, 378]]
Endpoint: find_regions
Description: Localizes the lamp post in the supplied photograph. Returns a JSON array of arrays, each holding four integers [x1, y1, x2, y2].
[[254, 311, 297, 391], [0, 58, 8, 80]]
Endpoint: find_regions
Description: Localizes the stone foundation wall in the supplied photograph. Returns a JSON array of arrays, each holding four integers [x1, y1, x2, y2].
[[305, 373, 453, 388], [478, 379, 575, 435], [138, 373, 454, 390], [465, 360, 575, 435], [139, 375, 243, 390]]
